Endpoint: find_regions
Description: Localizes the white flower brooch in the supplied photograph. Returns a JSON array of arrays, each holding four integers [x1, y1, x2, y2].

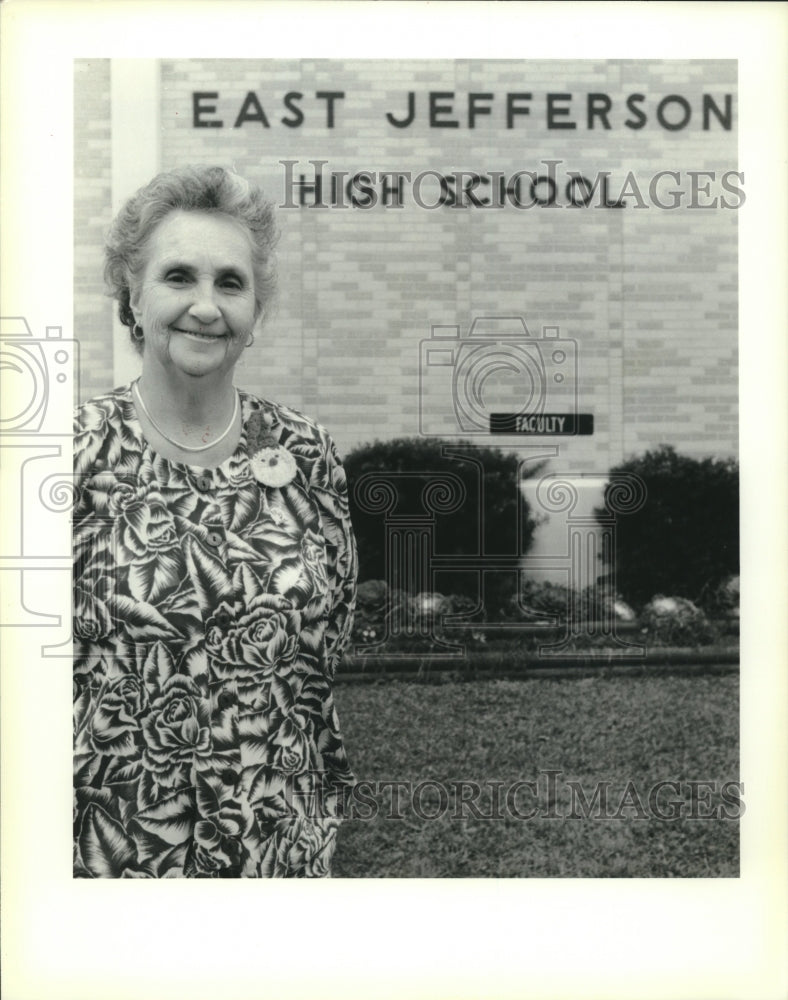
[[246, 409, 297, 488]]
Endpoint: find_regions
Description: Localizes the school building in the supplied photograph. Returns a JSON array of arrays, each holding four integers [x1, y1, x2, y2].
[[73, 59, 738, 582]]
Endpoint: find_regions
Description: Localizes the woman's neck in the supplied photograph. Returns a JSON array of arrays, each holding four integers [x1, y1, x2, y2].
[[137, 365, 236, 427], [134, 365, 242, 466]]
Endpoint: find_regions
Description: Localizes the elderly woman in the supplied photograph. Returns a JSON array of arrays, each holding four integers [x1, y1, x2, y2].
[[73, 165, 357, 878]]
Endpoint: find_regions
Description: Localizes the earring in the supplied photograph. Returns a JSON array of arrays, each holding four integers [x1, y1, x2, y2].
[[245, 332, 255, 348], [131, 323, 144, 341]]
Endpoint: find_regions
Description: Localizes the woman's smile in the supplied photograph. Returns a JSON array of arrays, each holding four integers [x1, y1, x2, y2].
[[173, 326, 229, 342]]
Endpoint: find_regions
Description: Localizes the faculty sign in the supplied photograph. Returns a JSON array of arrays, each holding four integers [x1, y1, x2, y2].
[[490, 413, 594, 435]]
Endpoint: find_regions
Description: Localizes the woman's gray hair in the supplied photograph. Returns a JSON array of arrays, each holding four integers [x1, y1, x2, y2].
[[105, 165, 278, 353]]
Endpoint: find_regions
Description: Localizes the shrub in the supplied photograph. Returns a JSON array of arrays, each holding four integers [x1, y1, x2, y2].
[[700, 574, 740, 619], [640, 595, 720, 647], [503, 579, 574, 623], [345, 438, 546, 614], [351, 583, 461, 654], [500, 580, 635, 626], [596, 445, 738, 607], [352, 579, 391, 646], [348, 581, 727, 655]]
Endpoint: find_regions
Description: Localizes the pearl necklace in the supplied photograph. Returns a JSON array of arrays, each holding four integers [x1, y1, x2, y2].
[[132, 379, 239, 453]]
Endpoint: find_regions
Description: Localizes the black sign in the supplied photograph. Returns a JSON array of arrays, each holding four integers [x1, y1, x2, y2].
[[490, 413, 594, 435]]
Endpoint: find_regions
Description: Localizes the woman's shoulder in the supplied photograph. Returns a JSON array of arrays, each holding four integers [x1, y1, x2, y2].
[[241, 390, 335, 451], [73, 384, 137, 475], [73, 384, 134, 432], [240, 391, 349, 497]]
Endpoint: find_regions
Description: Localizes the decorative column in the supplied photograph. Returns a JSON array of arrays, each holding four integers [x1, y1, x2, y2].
[[352, 471, 466, 655]]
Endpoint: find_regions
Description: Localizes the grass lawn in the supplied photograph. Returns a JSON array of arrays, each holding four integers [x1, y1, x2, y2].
[[331, 673, 739, 877]]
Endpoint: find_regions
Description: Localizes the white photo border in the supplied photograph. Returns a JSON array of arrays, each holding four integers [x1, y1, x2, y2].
[[1, 3, 786, 999]]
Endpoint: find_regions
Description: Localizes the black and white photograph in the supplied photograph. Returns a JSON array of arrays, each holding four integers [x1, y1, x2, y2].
[[1, 2, 786, 998], [70, 55, 744, 881]]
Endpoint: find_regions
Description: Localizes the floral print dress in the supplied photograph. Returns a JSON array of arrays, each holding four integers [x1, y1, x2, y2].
[[73, 384, 357, 878]]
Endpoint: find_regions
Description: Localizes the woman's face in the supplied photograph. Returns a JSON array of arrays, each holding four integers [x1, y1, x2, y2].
[[130, 210, 257, 382]]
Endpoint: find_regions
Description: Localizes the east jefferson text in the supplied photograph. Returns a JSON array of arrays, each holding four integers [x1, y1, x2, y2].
[[192, 90, 733, 132]]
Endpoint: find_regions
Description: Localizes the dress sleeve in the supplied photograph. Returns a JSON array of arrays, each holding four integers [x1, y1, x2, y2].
[[72, 399, 109, 542], [312, 430, 358, 679], [73, 395, 116, 480]]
